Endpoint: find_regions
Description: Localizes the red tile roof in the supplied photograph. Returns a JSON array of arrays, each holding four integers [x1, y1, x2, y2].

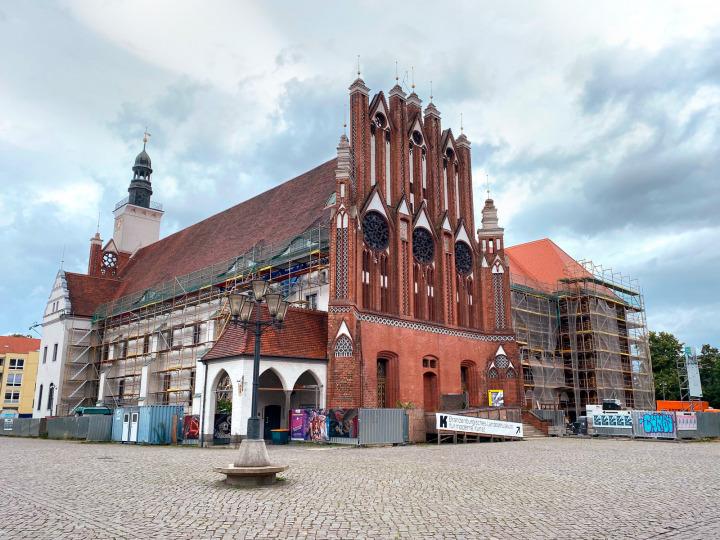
[[0, 336, 41, 354], [204, 307, 328, 361], [505, 238, 589, 293], [64, 272, 121, 317], [112, 159, 337, 298]]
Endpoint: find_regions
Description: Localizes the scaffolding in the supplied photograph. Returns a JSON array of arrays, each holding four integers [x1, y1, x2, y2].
[[510, 259, 655, 421], [59, 225, 330, 415]]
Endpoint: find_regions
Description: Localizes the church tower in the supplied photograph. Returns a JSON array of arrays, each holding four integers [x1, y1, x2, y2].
[[112, 133, 164, 254]]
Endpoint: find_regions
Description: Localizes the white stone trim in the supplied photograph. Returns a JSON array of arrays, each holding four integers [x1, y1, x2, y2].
[[365, 190, 388, 218], [358, 313, 515, 342], [336, 320, 352, 340], [414, 207, 432, 232], [455, 223, 472, 246]]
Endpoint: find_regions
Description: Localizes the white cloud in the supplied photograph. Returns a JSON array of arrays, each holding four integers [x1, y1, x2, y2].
[[0, 1, 719, 347]]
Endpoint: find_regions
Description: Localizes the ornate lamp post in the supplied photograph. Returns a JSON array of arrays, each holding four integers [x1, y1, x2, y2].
[[228, 279, 289, 442], [215, 279, 290, 484]]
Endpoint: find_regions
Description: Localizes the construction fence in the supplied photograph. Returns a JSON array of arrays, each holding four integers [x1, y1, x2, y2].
[[590, 410, 720, 440]]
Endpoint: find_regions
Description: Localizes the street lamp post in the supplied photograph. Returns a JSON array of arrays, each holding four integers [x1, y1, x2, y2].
[[226, 279, 289, 468]]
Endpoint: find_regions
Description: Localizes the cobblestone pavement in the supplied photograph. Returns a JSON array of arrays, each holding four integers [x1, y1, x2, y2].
[[1, 437, 719, 539]]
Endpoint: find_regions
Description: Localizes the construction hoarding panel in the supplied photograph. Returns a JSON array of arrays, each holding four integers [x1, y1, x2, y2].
[[436, 412, 523, 438], [632, 410, 676, 439], [675, 412, 697, 431], [590, 411, 633, 437]]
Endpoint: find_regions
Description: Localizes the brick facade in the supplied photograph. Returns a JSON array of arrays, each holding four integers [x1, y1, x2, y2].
[[327, 77, 520, 411]]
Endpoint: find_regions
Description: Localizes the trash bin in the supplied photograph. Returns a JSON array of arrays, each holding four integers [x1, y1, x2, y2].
[[271, 429, 289, 445]]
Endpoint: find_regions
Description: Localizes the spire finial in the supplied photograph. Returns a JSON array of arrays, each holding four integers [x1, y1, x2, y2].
[[96, 211, 101, 234], [357, 55, 361, 78], [343, 103, 347, 135], [411, 66, 415, 90], [430, 80, 433, 102], [485, 172, 491, 200], [60, 244, 65, 270], [143, 127, 151, 150], [460, 112, 464, 134], [395, 60, 399, 83]]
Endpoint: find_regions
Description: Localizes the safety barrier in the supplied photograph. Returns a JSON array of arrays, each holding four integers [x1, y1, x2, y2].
[[589, 410, 720, 440], [0, 417, 46, 437]]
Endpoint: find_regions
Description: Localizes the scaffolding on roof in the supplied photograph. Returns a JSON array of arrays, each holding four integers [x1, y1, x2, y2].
[[58, 225, 331, 415], [510, 259, 655, 421]]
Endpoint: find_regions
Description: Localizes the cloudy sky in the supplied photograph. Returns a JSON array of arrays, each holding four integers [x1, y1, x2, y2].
[[1, 1, 718, 347]]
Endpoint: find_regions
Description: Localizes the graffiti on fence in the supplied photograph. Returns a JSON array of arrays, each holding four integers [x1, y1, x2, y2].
[[641, 412, 674, 434]]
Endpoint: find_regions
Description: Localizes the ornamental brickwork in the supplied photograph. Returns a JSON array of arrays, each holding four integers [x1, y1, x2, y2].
[[327, 76, 519, 411]]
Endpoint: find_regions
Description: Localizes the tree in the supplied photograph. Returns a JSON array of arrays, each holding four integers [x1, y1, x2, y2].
[[649, 331, 683, 401], [698, 344, 720, 408]]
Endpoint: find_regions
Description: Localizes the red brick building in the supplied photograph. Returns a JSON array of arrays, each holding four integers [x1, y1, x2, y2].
[[34, 74, 520, 427], [325, 76, 519, 411]]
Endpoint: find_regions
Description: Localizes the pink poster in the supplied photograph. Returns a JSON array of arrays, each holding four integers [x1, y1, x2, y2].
[[290, 409, 307, 440]]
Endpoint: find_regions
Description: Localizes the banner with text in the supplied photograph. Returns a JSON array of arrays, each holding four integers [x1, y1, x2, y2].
[[436, 413, 523, 438]]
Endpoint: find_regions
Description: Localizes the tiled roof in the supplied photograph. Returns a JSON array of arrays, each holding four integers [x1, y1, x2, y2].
[[112, 159, 337, 298], [64, 272, 121, 317], [203, 307, 328, 361], [0, 335, 41, 354], [505, 238, 588, 293]]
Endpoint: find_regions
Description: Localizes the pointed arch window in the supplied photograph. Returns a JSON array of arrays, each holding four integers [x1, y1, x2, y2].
[[47, 383, 55, 412], [426, 267, 435, 321], [379, 254, 389, 312], [335, 335, 353, 357], [488, 367, 499, 379]]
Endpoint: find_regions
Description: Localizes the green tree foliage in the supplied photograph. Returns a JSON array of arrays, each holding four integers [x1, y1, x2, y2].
[[649, 331, 683, 401], [698, 344, 720, 408]]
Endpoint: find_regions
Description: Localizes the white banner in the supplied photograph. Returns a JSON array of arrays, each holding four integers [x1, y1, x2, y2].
[[436, 413, 523, 438]]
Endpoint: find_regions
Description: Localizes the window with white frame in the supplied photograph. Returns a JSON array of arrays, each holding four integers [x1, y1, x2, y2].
[[4, 391, 20, 404], [9, 358, 24, 370], [6, 374, 22, 387], [305, 293, 318, 310]]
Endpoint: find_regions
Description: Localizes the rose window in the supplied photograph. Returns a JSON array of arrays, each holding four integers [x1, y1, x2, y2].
[[455, 241, 473, 274], [362, 211, 389, 251], [412, 227, 434, 264]]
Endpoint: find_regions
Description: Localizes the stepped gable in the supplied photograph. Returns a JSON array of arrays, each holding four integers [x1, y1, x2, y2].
[[204, 307, 328, 361], [64, 272, 121, 317], [112, 159, 338, 299], [505, 238, 588, 293]]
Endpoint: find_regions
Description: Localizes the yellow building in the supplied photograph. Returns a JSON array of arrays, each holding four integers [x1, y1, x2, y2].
[[0, 336, 41, 417]]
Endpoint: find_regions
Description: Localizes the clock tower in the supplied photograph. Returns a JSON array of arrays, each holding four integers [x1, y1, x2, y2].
[[111, 134, 164, 254]]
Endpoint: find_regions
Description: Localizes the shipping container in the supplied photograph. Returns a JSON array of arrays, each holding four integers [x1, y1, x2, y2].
[[137, 405, 184, 445]]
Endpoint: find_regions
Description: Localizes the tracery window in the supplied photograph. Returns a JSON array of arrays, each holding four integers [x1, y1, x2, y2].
[[362, 211, 389, 251], [455, 241, 473, 275], [488, 367, 499, 379], [335, 335, 353, 357], [495, 354, 510, 370], [412, 227, 434, 264]]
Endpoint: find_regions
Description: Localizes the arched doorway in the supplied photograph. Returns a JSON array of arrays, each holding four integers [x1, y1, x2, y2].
[[213, 371, 232, 445], [460, 360, 478, 408], [423, 372, 438, 412], [290, 370, 321, 410], [258, 369, 285, 440], [377, 358, 388, 407]]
